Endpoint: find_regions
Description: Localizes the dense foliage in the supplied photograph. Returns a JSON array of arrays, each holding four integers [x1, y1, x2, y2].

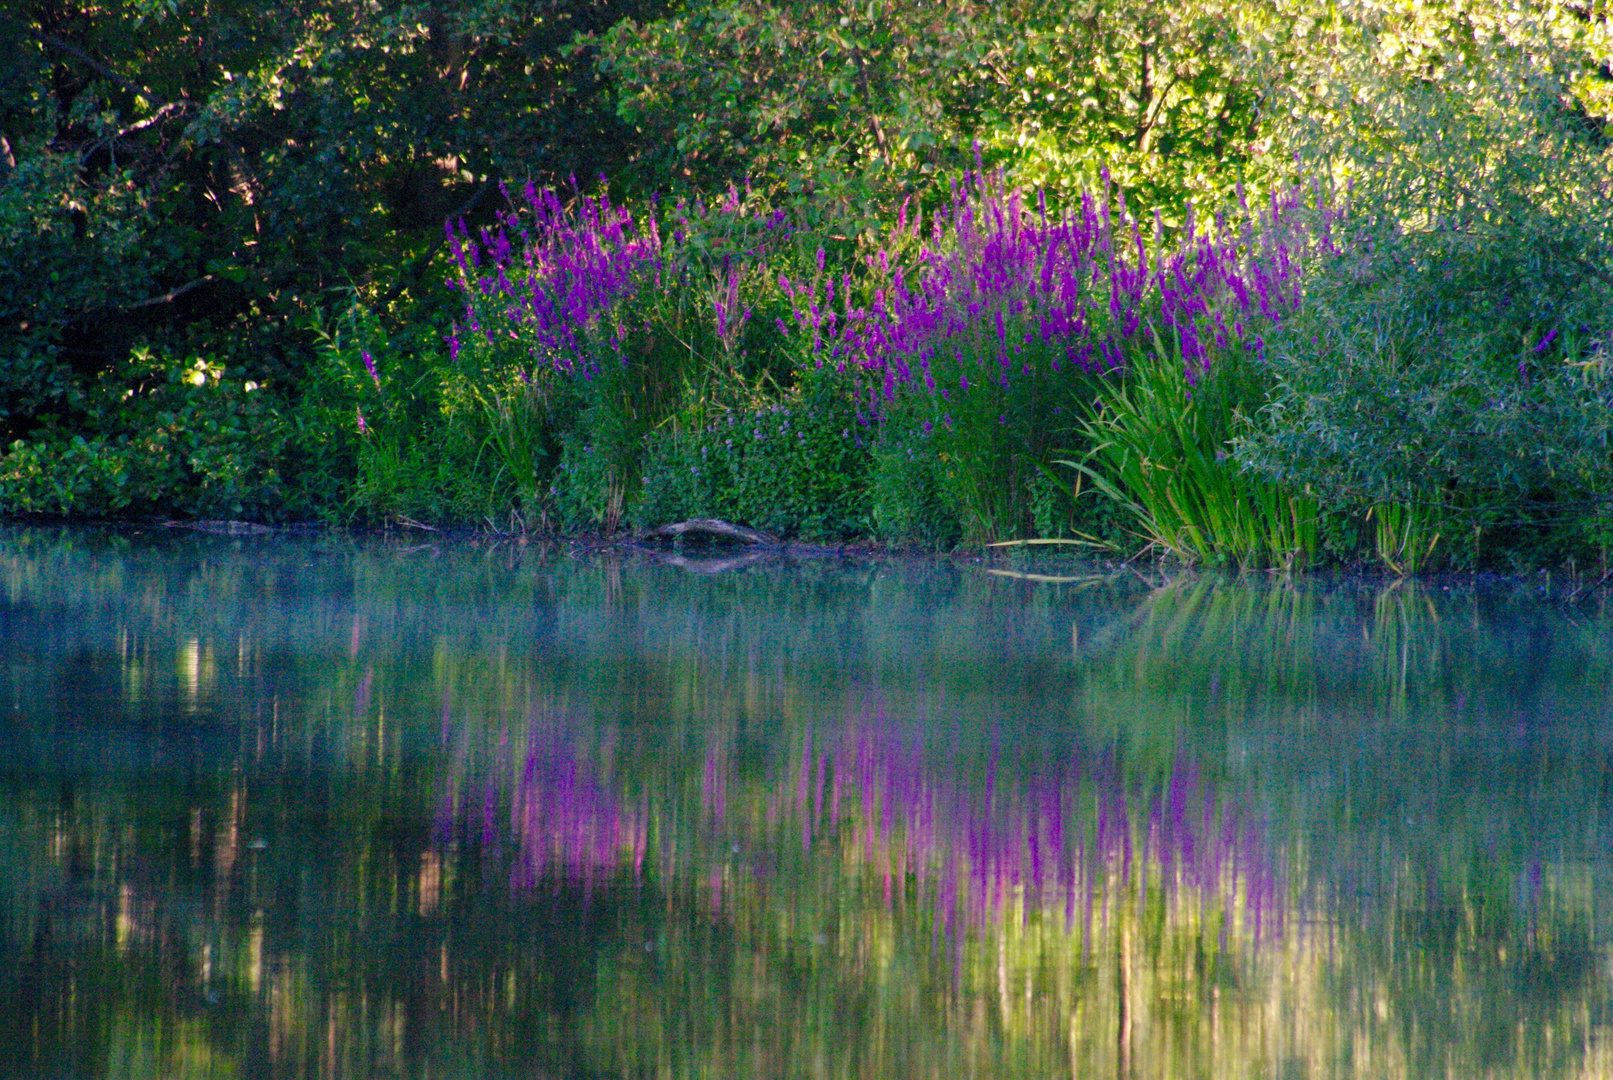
[[0, 0, 669, 517], [1, 0, 1610, 572]]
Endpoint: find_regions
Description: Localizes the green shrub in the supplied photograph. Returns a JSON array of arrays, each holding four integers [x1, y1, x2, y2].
[[1237, 205, 1613, 573], [297, 304, 520, 526], [1236, 7, 1613, 571], [636, 369, 872, 541], [0, 348, 290, 519], [553, 434, 627, 534], [449, 184, 834, 532], [867, 440, 961, 551]]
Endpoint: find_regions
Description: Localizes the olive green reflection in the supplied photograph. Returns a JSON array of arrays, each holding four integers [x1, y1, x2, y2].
[[0, 527, 1609, 1079]]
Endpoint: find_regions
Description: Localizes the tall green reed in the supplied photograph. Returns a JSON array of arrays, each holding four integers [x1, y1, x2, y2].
[[1070, 329, 1318, 569]]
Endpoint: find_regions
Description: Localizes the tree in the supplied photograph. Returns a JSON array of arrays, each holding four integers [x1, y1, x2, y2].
[[591, 0, 1267, 221], [0, 0, 670, 440]]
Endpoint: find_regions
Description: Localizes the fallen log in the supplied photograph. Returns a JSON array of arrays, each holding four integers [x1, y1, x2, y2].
[[643, 518, 779, 546]]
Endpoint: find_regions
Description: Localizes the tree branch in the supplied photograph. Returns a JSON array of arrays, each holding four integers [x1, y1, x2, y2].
[[1137, 73, 1182, 151], [81, 100, 196, 161], [36, 32, 157, 103], [111, 100, 194, 140], [59, 274, 223, 327], [122, 274, 217, 311]]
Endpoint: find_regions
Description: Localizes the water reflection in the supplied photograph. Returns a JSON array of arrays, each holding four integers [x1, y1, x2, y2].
[[504, 730, 649, 888], [0, 528, 1609, 1078]]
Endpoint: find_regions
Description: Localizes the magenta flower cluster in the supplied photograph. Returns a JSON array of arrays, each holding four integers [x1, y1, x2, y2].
[[446, 170, 1340, 432], [448, 182, 800, 379], [447, 182, 664, 376], [782, 169, 1339, 420]]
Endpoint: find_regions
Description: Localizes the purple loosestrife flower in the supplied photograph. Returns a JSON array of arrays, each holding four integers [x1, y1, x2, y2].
[[451, 183, 666, 376], [362, 350, 380, 389], [789, 168, 1145, 418]]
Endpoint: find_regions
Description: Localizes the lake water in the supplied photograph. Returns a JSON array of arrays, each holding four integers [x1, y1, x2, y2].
[[2, 527, 1610, 1079]]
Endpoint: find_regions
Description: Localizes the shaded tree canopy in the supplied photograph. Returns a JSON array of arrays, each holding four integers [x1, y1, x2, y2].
[[0, 0, 667, 435]]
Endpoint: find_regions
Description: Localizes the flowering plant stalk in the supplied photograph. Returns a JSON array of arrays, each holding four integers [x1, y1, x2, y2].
[[781, 158, 1339, 545], [446, 181, 801, 530]]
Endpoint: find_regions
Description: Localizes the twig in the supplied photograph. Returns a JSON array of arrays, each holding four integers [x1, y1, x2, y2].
[[123, 274, 216, 311], [1565, 570, 1613, 603], [62, 269, 274, 326], [985, 568, 1104, 585], [61, 274, 215, 325], [985, 537, 1104, 549]]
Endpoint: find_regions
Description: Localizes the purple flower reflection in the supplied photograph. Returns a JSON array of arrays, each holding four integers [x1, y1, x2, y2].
[[741, 706, 1283, 947], [504, 737, 647, 889]]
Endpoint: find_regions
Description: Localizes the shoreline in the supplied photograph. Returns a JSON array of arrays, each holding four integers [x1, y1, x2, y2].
[[4, 516, 1608, 600]]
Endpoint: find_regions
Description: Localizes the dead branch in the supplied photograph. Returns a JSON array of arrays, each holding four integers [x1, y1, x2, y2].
[[122, 274, 217, 311], [643, 518, 780, 546]]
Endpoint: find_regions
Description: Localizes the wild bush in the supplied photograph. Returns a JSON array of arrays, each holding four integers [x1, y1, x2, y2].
[[784, 161, 1334, 556], [0, 347, 290, 519], [1237, 17, 1613, 571], [447, 180, 838, 532]]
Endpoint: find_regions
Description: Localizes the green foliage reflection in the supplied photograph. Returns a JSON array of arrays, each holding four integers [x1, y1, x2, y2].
[[0, 532, 1610, 1076]]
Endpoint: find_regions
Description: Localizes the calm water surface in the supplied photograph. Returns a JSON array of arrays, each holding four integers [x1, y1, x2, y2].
[[2, 527, 1610, 1079]]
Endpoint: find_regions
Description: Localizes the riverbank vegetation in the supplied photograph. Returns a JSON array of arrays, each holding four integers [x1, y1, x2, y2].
[[2, 0, 1610, 572]]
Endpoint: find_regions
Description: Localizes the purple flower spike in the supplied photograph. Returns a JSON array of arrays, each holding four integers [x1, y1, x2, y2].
[[457, 163, 1340, 447]]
